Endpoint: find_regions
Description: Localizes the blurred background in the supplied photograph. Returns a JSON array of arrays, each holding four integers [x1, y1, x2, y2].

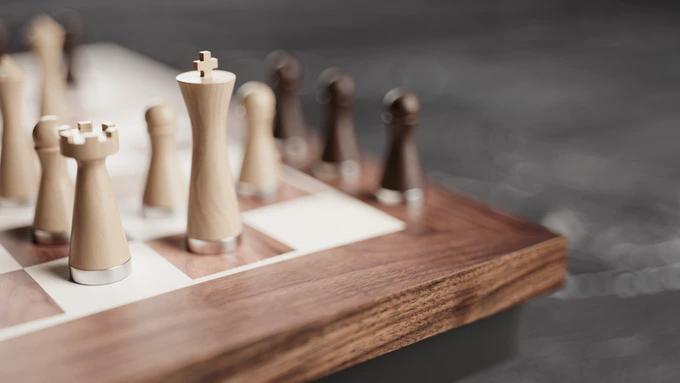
[[3, 0, 680, 381]]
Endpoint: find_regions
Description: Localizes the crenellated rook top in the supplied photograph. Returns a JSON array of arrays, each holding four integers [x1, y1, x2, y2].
[[60, 121, 119, 160]]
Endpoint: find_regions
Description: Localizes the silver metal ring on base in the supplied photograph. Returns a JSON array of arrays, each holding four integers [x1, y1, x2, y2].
[[186, 234, 242, 255], [277, 136, 308, 165], [375, 187, 424, 206], [33, 229, 70, 245], [70, 258, 132, 286], [0, 197, 34, 208], [142, 204, 182, 219], [312, 160, 361, 180], [237, 182, 278, 200]]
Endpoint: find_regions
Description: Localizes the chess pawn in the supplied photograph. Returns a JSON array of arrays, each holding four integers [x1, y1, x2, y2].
[[375, 89, 425, 205], [0, 54, 39, 204], [237, 81, 280, 197], [32, 116, 74, 245], [314, 68, 361, 180], [142, 101, 186, 217], [26, 14, 70, 119], [55, 9, 83, 86], [60, 121, 131, 285], [177, 51, 242, 254], [266, 50, 308, 165]]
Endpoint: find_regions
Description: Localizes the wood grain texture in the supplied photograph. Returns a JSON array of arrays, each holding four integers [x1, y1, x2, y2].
[[0, 160, 567, 383], [0, 270, 63, 329], [33, 116, 74, 234], [61, 123, 130, 270], [146, 224, 293, 279], [177, 67, 242, 242], [0, 226, 68, 267], [0, 54, 39, 201]]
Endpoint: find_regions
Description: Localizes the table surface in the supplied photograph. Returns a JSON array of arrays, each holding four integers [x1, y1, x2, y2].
[[1, 1, 680, 381]]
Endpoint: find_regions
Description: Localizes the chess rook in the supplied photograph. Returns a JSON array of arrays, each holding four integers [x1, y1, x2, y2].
[[26, 14, 70, 119], [143, 101, 186, 217], [237, 81, 280, 197], [266, 50, 309, 165], [376, 89, 424, 205], [60, 121, 131, 285], [0, 54, 39, 204], [32, 116, 74, 245], [314, 68, 361, 180], [177, 51, 242, 254]]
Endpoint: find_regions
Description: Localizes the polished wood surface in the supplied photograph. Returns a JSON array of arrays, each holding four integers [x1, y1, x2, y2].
[[147, 224, 293, 279], [0, 270, 63, 329], [0, 159, 567, 383], [0, 226, 68, 267]]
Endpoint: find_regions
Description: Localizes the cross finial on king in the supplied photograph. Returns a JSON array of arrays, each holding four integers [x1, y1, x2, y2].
[[193, 51, 218, 78]]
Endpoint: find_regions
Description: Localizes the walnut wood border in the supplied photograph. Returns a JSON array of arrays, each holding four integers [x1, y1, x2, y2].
[[0, 168, 567, 383]]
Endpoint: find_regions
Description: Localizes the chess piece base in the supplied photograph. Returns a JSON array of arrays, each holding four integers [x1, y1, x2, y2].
[[70, 258, 132, 285], [33, 229, 70, 245], [237, 182, 278, 199], [375, 187, 424, 206], [187, 234, 241, 255], [277, 136, 308, 165], [313, 160, 361, 181], [142, 204, 182, 219], [0, 197, 34, 208]]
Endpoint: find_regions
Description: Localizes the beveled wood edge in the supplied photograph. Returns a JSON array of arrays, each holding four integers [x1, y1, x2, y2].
[[144, 235, 567, 383]]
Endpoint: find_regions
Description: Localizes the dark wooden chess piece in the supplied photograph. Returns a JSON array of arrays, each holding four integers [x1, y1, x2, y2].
[[0, 18, 9, 57], [376, 89, 424, 205], [314, 68, 361, 180], [56, 9, 83, 86], [266, 50, 308, 165]]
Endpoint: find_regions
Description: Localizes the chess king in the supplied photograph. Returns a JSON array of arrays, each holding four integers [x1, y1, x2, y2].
[[177, 51, 242, 254]]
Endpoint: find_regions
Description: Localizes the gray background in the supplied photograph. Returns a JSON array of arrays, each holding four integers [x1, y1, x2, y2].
[[3, 0, 680, 381]]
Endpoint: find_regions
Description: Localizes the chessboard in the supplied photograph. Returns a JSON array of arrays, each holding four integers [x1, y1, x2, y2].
[[0, 43, 567, 382]]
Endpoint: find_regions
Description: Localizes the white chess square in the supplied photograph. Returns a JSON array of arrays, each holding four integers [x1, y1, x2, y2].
[[242, 190, 405, 253], [25, 241, 192, 315], [0, 204, 34, 231], [0, 244, 21, 275], [118, 196, 187, 241]]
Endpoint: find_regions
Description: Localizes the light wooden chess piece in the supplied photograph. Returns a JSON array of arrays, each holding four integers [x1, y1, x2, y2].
[[0, 54, 39, 205], [142, 101, 187, 217], [237, 81, 281, 197], [33, 116, 74, 245], [60, 121, 131, 285], [177, 51, 242, 254], [26, 14, 70, 120]]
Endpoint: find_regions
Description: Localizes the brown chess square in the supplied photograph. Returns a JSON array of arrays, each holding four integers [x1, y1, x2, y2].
[[0, 270, 63, 329], [0, 227, 69, 267], [146, 224, 293, 279], [238, 181, 309, 212]]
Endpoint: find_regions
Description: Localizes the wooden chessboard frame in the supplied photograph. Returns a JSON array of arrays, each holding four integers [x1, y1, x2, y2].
[[0, 44, 567, 382], [0, 160, 566, 382]]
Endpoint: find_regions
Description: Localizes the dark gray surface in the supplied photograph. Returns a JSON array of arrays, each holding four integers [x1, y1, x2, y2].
[[319, 305, 524, 383], [3, 1, 680, 381]]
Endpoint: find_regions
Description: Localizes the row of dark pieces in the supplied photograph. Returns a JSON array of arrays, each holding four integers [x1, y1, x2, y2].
[[263, 50, 424, 205]]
